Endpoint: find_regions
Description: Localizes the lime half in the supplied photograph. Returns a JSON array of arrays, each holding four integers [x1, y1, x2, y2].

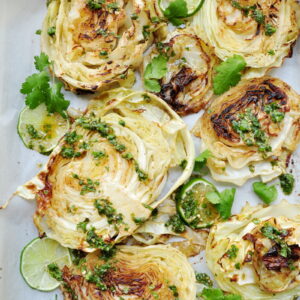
[[176, 178, 220, 229], [159, 0, 205, 17], [17, 104, 69, 154], [20, 237, 71, 291]]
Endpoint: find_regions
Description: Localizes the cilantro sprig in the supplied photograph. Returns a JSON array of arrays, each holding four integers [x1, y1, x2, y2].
[[213, 55, 246, 95], [162, 0, 188, 25], [194, 150, 212, 172], [206, 188, 236, 220], [20, 53, 70, 117], [144, 54, 168, 92], [160, 0, 205, 26]]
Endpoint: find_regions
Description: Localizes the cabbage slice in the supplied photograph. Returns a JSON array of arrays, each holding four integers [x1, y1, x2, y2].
[[206, 201, 300, 299], [61, 245, 196, 299], [41, 0, 166, 92], [17, 89, 194, 251]]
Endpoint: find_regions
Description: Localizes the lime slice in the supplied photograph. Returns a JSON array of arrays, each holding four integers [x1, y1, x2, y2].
[[20, 237, 71, 291], [17, 104, 69, 154], [159, 0, 205, 17], [176, 178, 220, 229]]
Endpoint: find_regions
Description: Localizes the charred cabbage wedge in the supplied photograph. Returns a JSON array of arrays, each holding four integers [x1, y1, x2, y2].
[[193, 77, 300, 186], [143, 29, 217, 115], [61, 245, 196, 299], [17, 89, 194, 251], [206, 201, 300, 300], [192, 0, 300, 78], [41, 0, 166, 92]]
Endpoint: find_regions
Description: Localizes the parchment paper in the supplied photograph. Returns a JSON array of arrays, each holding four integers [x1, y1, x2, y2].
[[0, 1, 299, 299]]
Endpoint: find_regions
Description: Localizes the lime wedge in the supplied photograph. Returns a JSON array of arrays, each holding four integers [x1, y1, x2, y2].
[[159, 0, 205, 17], [176, 178, 220, 229], [20, 237, 71, 291], [17, 104, 69, 154]]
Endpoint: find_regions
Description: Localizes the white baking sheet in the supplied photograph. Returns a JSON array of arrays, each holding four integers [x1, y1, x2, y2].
[[0, 1, 300, 299]]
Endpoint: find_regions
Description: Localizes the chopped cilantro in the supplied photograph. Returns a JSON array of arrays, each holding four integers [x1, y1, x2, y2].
[[279, 173, 295, 195], [134, 162, 148, 181], [165, 215, 185, 233], [195, 273, 213, 287], [142, 203, 154, 211], [226, 244, 239, 259], [84, 263, 111, 290], [92, 151, 106, 159], [268, 49, 275, 55], [264, 102, 285, 123], [251, 9, 265, 24], [231, 1, 276, 36], [69, 249, 87, 266], [118, 119, 125, 126], [232, 109, 272, 153], [47, 263, 63, 281], [260, 223, 291, 257], [179, 159, 188, 170], [131, 213, 146, 225], [168, 285, 179, 297], [65, 131, 82, 144], [142, 25, 150, 40], [35, 29, 42, 35], [97, 28, 109, 36], [131, 13, 138, 20], [26, 124, 42, 139], [86, 0, 103, 10], [265, 23, 276, 36], [86, 227, 114, 253], [213, 55, 246, 95], [107, 2, 119, 11], [94, 199, 123, 224], [61, 146, 81, 158], [122, 152, 133, 160], [47, 26, 56, 36], [77, 218, 90, 233]]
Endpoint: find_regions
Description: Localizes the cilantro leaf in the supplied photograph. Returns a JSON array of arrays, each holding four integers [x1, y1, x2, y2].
[[20, 71, 50, 109], [201, 288, 223, 300], [46, 82, 70, 116], [216, 188, 236, 220], [205, 191, 221, 204], [163, 0, 188, 26], [252, 182, 277, 204], [144, 55, 168, 79], [20, 53, 70, 116], [213, 55, 246, 95], [34, 52, 51, 71], [144, 79, 161, 93], [205, 188, 236, 219], [194, 149, 212, 172], [144, 55, 168, 92], [201, 288, 242, 300]]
